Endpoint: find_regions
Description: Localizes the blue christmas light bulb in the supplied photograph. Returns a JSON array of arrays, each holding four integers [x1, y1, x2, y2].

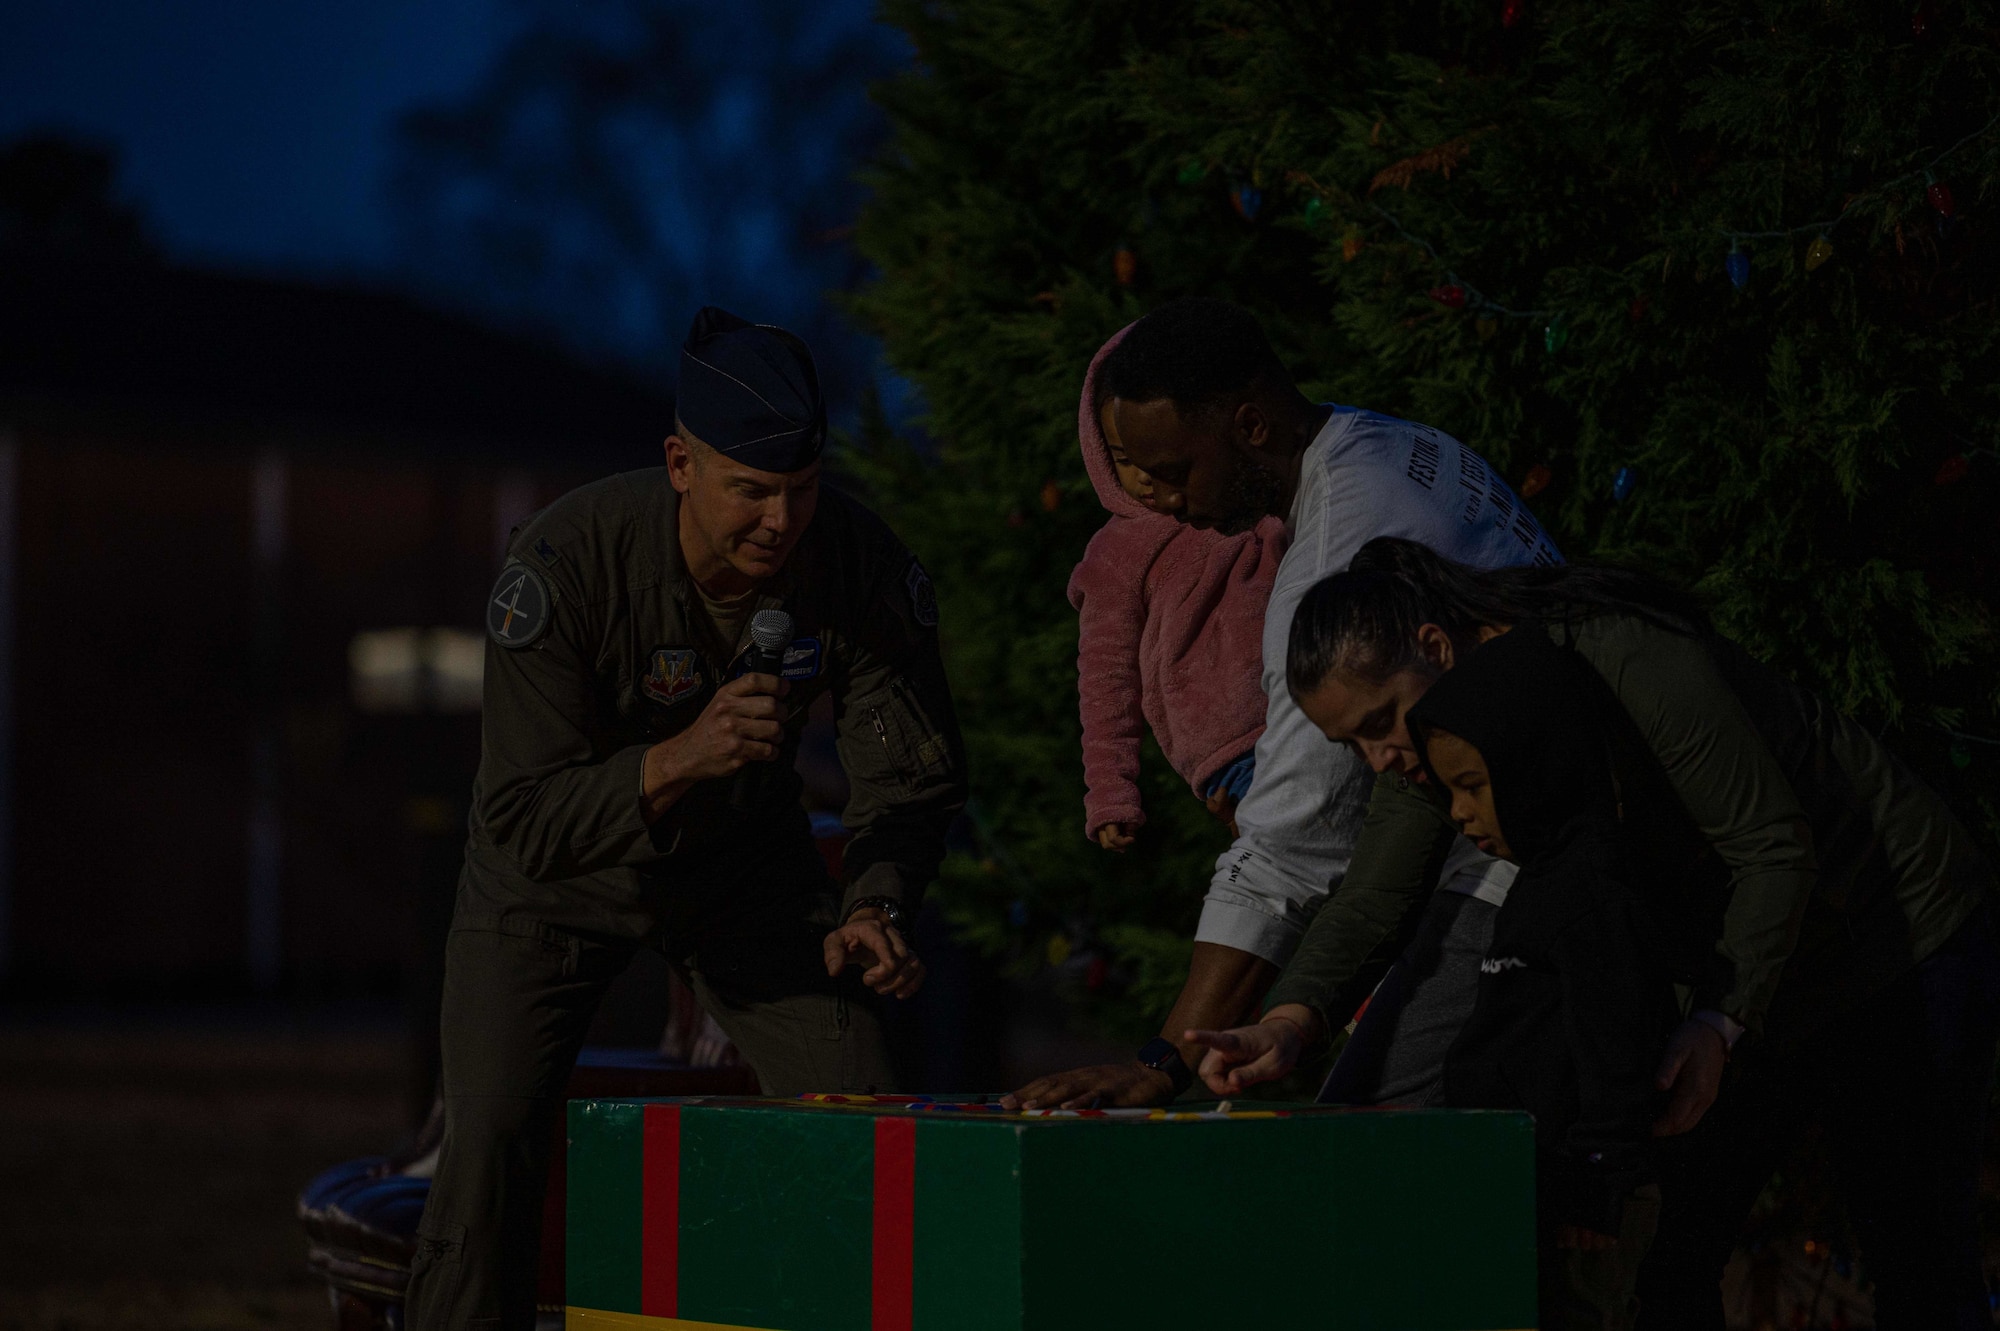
[[1232, 184, 1263, 221], [1726, 246, 1750, 290], [1612, 467, 1638, 502]]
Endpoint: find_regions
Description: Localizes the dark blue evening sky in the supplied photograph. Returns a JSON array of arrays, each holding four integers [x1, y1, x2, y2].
[[0, 0, 526, 274], [0, 0, 906, 418]]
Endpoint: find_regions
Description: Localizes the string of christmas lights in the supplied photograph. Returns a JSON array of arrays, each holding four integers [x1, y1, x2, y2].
[[1366, 201, 1554, 322], [1301, 112, 2000, 318], [1928, 721, 2000, 770], [1223, 121, 1997, 514], [1714, 112, 2000, 286]]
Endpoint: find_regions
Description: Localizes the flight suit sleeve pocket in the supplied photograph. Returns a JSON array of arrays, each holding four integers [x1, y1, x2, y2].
[[855, 679, 952, 792]]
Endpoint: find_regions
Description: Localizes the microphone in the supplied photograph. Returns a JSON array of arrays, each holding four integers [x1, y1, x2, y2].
[[731, 609, 793, 812], [742, 608, 793, 679]]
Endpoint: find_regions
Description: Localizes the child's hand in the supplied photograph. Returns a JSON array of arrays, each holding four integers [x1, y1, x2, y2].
[[1095, 823, 1138, 851], [1554, 1225, 1619, 1252], [1203, 789, 1241, 838]]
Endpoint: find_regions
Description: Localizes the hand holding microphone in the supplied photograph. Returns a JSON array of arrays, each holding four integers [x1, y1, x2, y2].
[[638, 609, 793, 821], [729, 609, 793, 811]]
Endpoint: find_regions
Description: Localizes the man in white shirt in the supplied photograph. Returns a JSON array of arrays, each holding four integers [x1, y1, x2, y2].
[[1003, 296, 1557, 1110]]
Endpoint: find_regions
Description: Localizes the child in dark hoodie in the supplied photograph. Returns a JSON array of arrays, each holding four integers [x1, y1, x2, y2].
[[1407, 625, 1680, 1331], [1069, 326, 1287, 845]]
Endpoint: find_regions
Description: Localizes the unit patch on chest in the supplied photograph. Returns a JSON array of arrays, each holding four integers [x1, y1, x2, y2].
[[641, 647, 704, 707]]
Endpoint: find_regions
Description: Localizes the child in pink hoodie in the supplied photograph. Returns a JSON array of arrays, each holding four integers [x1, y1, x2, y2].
[[1069, 327, 1287, 847]]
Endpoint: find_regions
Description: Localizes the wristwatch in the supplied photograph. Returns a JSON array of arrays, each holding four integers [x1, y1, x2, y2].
[[1136, 1036, 1194, 1097], [842, 895, 908, 934]]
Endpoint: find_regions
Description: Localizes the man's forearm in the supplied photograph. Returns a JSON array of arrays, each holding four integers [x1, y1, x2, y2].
[[1161, 941, 1279, 1067], [639, 737, 697, 823]]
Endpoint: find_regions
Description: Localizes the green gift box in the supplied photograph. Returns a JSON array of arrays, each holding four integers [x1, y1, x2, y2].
[[566, 1096, 1536, 1331]]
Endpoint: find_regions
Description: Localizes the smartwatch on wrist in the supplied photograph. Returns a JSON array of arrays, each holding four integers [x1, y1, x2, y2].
[[842, 895, 908, 934], [1136, 1036, 1194, 1097]]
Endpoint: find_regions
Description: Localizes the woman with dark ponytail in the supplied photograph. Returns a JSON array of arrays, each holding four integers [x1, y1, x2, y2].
[[1291, 536, 1710, 688], [1187, 536, 1999, 1330]]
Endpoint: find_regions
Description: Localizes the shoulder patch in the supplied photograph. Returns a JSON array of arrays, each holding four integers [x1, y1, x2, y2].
[[487, 562, 554, 649], [532, 536, 562, 568], [904, 558, 938, 628]]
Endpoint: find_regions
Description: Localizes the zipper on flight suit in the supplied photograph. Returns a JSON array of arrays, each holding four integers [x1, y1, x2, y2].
[[870, 680, 943, 795], [870, 705, 896, 781]]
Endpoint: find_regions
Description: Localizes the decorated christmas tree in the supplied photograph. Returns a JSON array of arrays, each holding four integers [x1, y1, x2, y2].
[[847, 0, 2000, 1037]]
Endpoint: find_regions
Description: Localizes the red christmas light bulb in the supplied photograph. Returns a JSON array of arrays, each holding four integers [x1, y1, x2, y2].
[[1428, 284, 1468, 309], [1927, 177, 1955, 219], [1501, 0, 1525, 27]]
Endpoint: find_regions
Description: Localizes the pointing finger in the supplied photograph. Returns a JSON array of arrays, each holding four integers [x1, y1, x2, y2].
[[1184, 1028, 1244, 1056]]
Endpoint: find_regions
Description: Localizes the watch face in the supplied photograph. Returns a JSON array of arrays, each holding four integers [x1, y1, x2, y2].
[[851, 899, 904, 932]]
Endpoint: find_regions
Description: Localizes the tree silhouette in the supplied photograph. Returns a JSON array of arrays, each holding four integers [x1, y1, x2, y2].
[[390, 0, 905, 410], [0, 134, 157, 261]]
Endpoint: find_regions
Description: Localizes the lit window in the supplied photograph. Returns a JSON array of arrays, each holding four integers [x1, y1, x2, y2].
[[349, 629, 485, 713]]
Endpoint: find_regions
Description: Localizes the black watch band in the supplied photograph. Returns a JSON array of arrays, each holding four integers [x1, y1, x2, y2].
[[1136, 1036, 1193, 1097], [842, 896, 907, 934]]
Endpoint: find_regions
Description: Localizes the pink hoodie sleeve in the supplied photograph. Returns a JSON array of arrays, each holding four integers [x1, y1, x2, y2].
[[1069, 524, 1148, 840]]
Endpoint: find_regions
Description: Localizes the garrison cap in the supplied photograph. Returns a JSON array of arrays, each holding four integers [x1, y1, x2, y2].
[[677, 306, 827, 473]]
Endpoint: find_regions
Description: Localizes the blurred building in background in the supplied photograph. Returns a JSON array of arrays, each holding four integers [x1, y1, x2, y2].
[[0, 241, 670, 1004]]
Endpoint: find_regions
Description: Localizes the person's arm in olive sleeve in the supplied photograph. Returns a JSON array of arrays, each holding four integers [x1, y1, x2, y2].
[[475, 589, 659, 880], [1260, 769, 1459, 1041], [1547, 893, 1671, 1236], [832, 564, 969, 918], [1592, 621, 1816, 1037]]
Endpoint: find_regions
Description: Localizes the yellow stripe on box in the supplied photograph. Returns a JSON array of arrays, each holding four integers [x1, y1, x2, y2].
[[566, 1308, 778, 1331]]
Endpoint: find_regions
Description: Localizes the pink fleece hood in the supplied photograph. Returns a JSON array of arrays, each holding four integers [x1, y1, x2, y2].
[[1066, 326, 1287, 838], [1077, 325, 1154, 521]]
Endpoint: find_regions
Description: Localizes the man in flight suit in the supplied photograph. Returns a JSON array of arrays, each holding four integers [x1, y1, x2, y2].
[[407, 307, 967, 1330]]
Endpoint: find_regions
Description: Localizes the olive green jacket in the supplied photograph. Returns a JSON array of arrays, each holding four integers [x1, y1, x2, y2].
[[457, 469, 967, 941], [1265, 613, 1993, 1044]]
